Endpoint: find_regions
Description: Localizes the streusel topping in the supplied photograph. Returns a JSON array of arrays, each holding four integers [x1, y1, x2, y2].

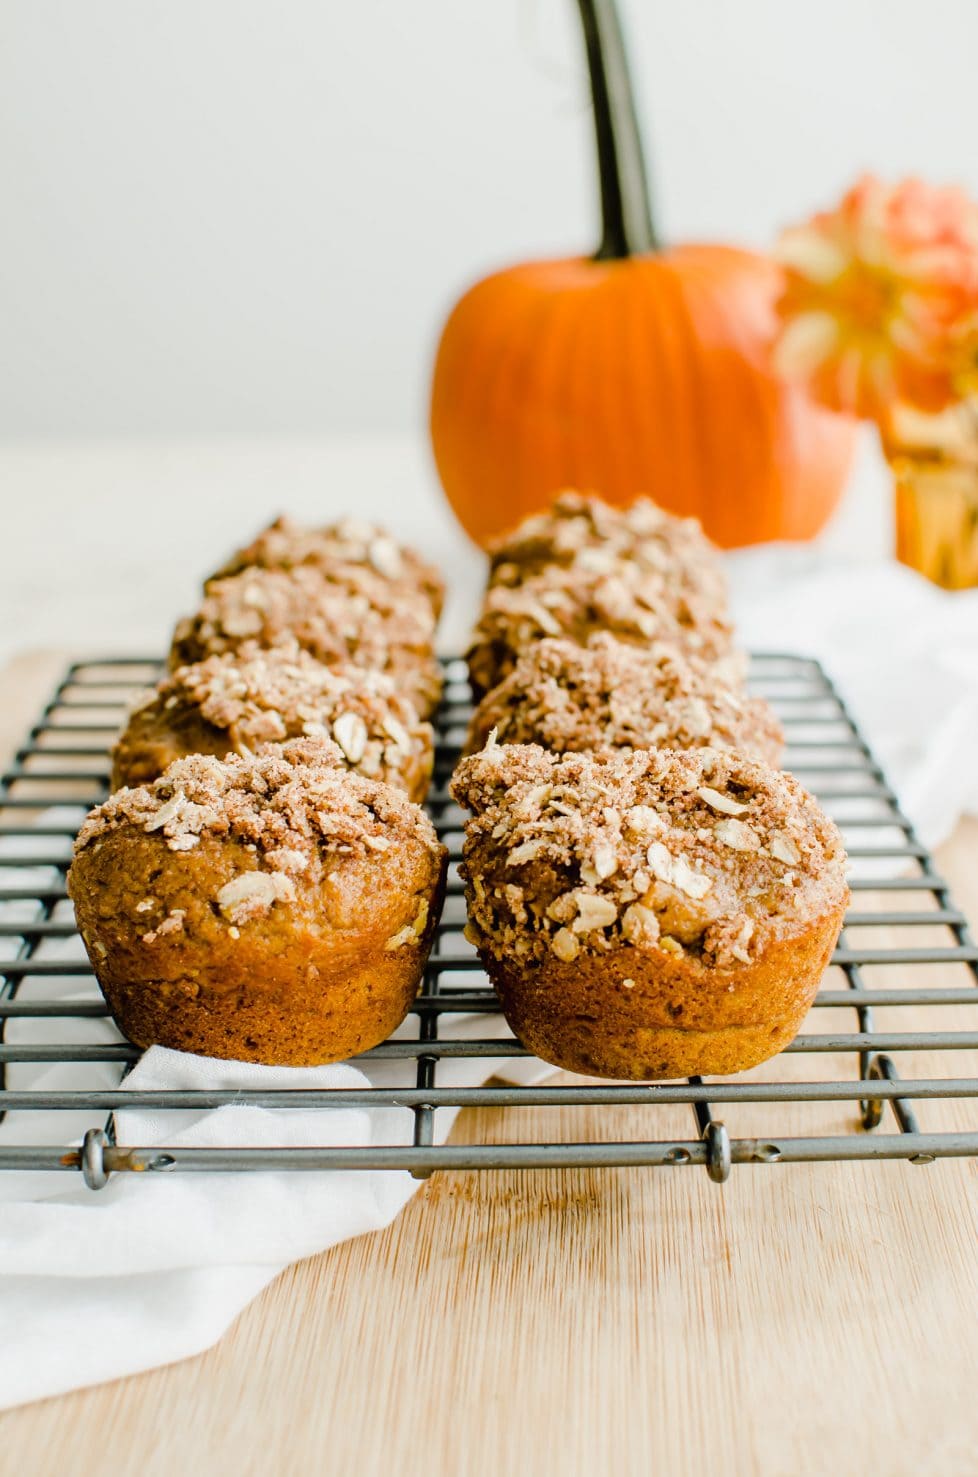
[[466, 634, 782, 765], [466, 561, 741, 696], [210, 514, 445, 617], [489, 492, 726, 613], [75, 739, 443, 873], [169, 564, 441, 713], [451, 742, 847, 970], [125, 641, 433, 785]]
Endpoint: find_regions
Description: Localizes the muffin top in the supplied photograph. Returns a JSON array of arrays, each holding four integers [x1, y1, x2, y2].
[[451, 742, 847, 970], [123, 641, 432, 784], [467, 561, 740, 696], [170, 564, 441, 712], [489, 492, 726, 612], [467, 634, 782, 765], [210, 514, 445, 618], [73, 739, 445, 925]]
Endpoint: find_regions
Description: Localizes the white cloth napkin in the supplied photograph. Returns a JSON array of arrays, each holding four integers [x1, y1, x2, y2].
[[0, 844, 549, 1409], [727, 553, 978, 847], [1, 554, 976, 1409]]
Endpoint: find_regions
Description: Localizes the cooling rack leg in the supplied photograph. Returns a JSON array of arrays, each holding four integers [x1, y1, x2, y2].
[[409, 1106, 435, 1182], [860, 1054, 885, 1130], [689, 1081, 732, 1183], [409, 992, 439, 1180], [861, 1054, 933, 1161], [702, 1121, 731, 1183], [81, 1128, 110, 1190], [841, 956, 883, 1131]]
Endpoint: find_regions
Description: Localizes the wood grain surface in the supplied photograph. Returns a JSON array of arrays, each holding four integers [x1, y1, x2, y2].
[[1, 651, 977, 1477]]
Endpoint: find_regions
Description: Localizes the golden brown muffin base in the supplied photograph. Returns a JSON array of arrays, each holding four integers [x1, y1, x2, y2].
[[96, 928, 440, 1065], [111, 709, 230, 792], [479, 901, 846, 1080], [71, 829, 447, 1067]]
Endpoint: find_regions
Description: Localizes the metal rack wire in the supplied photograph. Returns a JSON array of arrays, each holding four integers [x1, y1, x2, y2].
[[1, 653, 977, 1186]]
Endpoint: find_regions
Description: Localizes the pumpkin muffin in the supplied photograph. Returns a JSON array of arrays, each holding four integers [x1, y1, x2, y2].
[[112, 640, 434, 801], [489, 491, 727, 617], [210, 513, 445, 620], [466, 633, 782, 766], [170, 564, 442, 717], [451, 741, 847, 1080], [466, 561, 741, 699], [69, 740, 448, 1066]]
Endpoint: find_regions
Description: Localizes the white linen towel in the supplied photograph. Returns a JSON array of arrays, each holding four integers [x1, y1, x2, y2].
[[0, 555, 976, 1408], [0, 903, 548, 1408], [727, 555, 978, 847]]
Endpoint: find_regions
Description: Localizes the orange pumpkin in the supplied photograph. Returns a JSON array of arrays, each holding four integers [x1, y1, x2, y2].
[[430, 0, 856, 550]]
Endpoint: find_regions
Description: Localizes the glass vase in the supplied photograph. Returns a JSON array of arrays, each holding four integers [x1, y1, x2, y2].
[[892, 454, 978, 590]]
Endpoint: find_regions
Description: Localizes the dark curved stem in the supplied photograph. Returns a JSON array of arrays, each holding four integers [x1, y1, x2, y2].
[[576, 0, 658, 258]]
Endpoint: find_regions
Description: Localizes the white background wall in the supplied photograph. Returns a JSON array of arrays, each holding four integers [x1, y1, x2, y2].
[[3, 0, 977, 440]]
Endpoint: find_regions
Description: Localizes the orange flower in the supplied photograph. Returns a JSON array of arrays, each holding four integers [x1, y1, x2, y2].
[[773, 175, 978, 424]]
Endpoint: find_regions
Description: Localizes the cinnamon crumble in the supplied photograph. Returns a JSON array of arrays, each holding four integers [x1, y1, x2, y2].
[[169, 564, 442, 715], [450, 742, 847, 970], [466, 562, 741, 698], [113, 640, 434, 798], [466, 633, 782, 765], [488, 492, 727, 615], [77, 737, 443, 885], [210, 514, 445, 619]]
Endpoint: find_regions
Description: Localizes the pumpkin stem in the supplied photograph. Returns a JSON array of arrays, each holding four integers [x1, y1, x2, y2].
[[577, 0, 658, 258]]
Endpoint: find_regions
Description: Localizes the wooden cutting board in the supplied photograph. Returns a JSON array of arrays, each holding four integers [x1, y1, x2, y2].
[[2, 650, 977, 1477]]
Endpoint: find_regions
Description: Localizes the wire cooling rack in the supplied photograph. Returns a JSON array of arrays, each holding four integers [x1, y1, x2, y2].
[[1, 654, 977, 1188]]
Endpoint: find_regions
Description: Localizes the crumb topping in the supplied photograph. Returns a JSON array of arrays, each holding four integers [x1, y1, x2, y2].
[[488, 492, 726, 613], [209, 514, 445, 616], [169, 564, 441, 714], [73, 739, 444, 924], [125, 640, 433, 789], [466, 561, 740, 696], [467, 633, 782, 765], [450, 742, 847, 970]]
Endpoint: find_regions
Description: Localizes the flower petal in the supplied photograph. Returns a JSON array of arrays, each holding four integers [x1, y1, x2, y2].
[[776, 228, 850, 283], [773, 311, 841, 377]]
